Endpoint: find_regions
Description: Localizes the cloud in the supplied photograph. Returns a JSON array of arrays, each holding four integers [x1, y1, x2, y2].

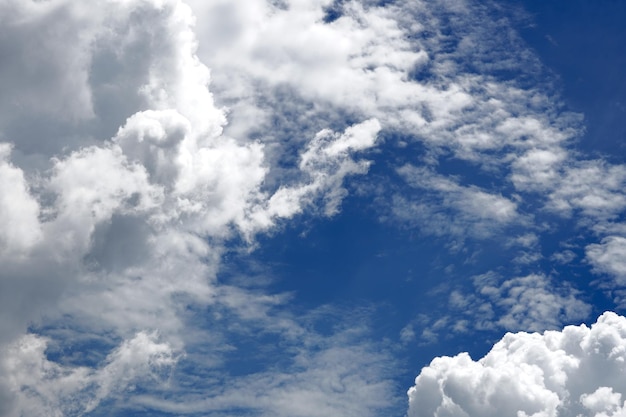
[[551, 249, 577, 265], [546, 161, 626, 222], [0, 0, 384, 414], [187, 0, 427, 130], [7, 295, 400, 417], [587, 237, 626, 285], [392, 165, 520, 240], [0, 331, 176, 417], [0, 0, 98, 126], [0, 144, 42, 258], [414, 272, 591, 345], [3, 0, 626, 416], [187, 0, 580, 164], [474, 273, 591, 332], [408, 312, 626, 417], [251, 117, 381, 225], [125, 320, 399, 417], [179, 0, 585, 253]]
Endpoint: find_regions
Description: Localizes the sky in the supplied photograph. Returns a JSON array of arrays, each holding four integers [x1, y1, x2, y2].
[[1, 0, 626, 416]]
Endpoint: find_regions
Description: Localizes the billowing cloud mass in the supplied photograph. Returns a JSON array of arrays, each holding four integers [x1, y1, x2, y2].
[[1, 0, 626, 416], [0, 0, 386, 415], [408, 312, 626, 417]]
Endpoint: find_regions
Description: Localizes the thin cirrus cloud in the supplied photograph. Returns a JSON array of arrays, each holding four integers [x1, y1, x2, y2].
[[2, 0, 626, 416], [392, 164, 521, 241]]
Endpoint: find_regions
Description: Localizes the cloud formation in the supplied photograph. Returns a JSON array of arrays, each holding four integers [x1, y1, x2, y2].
[[393, 165, 520, 240], [0, 0, 385, 414], [1, 331, 175, 417], [408, 312, 626, 417], [3, 0, 626, 416]]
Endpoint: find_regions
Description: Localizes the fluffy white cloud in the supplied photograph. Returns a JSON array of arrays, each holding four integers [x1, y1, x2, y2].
[[188, 0, 579, 167], [187, 0, 427, 133], [0, 0, 384, 414], [408, 312, 626, 417], [179, 0, 586, 255]]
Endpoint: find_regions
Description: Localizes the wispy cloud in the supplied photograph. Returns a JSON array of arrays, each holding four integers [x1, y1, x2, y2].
[[393, 165, 521, 241]]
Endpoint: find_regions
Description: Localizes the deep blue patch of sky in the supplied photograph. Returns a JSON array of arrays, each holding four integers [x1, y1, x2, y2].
[[513, 0, 626, 160]]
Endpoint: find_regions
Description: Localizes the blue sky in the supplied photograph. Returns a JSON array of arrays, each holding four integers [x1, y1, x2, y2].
[[2, 0, 626, 416]]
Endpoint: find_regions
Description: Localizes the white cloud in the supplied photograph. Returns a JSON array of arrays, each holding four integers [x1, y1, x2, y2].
[[251, 118, 381, 226], [0, 0, 385, 414], [393, 165, 520, 240], [0, 144, 42, 258], [415, 273, 590, 344], [0, 331, 176, 417], [3, 0, 626, 416], [128, 324, 398, 417], [546, 162, 626, 221], [186, 0, 619, 262], [187, 0, 581, 169], [0, 0, 380, 331], [475, 273, 591, 332], [587, 237, 626, 285], [47, 144, 162, 253], [552, 250, 577, 265], [510, 147, 570, 192], [580, 387, 626, 417], [408, 312, 626, 417], [175, 0, 586, 260], [187, 0, 427, 133]]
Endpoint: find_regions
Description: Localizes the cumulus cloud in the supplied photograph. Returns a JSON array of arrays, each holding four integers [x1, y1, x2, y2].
[[0, 144, 41, 257], [0, 0, 384, 414], [188, 0, 426, 132], [0, 0, 98, 125], [408, 312, 626, 417]]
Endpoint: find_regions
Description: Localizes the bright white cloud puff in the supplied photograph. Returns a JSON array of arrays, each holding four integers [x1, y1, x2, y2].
[[408, 312, 626, 417]]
